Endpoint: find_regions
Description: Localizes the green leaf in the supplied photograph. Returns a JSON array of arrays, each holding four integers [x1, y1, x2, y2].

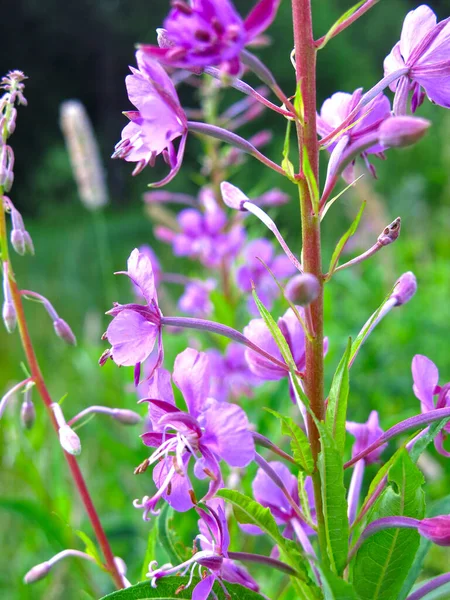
[[266, 409, 314, 474], [317, 0, 369, 50], [100, 576, 267, 600], [320, 175, 364, 221], [141, 523, 158, 582], [352, 450, 425, 600], [409, 417, 450, 463], [326, 202, 365, 280], [302, 148, 319, 214], [326, 338, 351, 455], [75, 529, 105, 569], [317, 424, 349, 575], [157, 503, 186, 565], [294, 80, 305, 124], [318, 566, 357, 600], [282, 119, 296, 181]]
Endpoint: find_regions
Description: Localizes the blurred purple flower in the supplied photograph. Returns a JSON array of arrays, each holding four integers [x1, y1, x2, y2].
[[136, 348, 254, 517], [236, 238, 296, 315], [207, 342, 262, 401], [141, 0, 281, 76], [156, 187, 245, 268], [317, 88, 391, 181], [412, 354, 450, 457], [346, 410, 387, 465], [112, 51, 187, 187], [178, 279, 215, 317], [102, 248, 162, 370], [384, 5, 450, 113]]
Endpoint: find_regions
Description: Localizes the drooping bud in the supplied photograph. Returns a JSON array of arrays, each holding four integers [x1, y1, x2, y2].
[[8, 201, 35, 256], [377, 217, 401, 247], [2, 264, 16, 333], [111, 408, 142, 425], [20, 382, 36, 430], [391, 271, 417, 306], [23, 561, 52, 584], [51, 403, 81, 456], [11, 229, 25, 255], [379, 116, 430, 148], [221, 181, 249, 211], [285, 273, 320, 306], [418, 516, 450, 546], [53, 317, 77, 346]]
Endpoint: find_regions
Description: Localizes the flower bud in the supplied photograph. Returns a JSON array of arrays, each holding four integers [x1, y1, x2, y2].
[[418, 516, 450, 546], [285, 273, 320, 306], [11, 229, 25, 255], [23, 231, 35, 255], [379, 116, 430, 148], [220, 181, 248, 211], [58, 424, 81, 455], [23, 561, 52, 584], [2, 300, 17, 333], [391, 271, 417, 306], [111, 408, 142, 425], [7, 107, 17, 134], [21, 399, 36, 430], [377, 217, 401, 247], [53, 318, 77, 346]]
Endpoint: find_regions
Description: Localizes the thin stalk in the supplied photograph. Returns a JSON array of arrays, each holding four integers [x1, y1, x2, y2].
[[292, 0, 328, 565], [0, 197, 123, 590], [315, 0, 380, 48]]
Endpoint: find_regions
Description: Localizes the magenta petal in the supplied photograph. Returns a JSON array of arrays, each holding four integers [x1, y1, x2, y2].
[[201, 399, 254, 467], [244, 0, 281, 40], [253, 461, 295, 523], [412, 354, 439, 412], [153, 455, 194, 512], [244, 318, 284, 380], [106, 309, 158, 366], [141, 431, 175, 447], [192, 575, 215, 600], [399, 5, 437, 62], [147, 368, 175, 405], [173, 348, 210, 417], [124, 248, 155, 304]]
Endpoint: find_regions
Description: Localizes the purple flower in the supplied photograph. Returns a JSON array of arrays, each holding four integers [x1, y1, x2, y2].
[[157, 187, 245, 268], [248, 462, 315, 538], [346, 411, 387, 464], [412, 354, 450, 457], [317, 88, 391, 181], [384, 5, 450, 113], [148, 499, 258, 598], [132, 246, 162, 299], [112, 51, 187, 187], [136, 348, 254, 517], [141, 0, 281, 76], [178, 279, 215, 317], [418, 515, 450, 546], [243, 306, 307, 380], [236, 238, 296, 315], [102, 249, 162, 369], [206, 342, 262, 402]]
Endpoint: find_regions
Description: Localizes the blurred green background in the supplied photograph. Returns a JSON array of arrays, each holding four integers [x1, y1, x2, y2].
[[1, 0, 449, 598]]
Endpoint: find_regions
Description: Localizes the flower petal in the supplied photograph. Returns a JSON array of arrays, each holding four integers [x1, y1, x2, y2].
[[192, 574, 215, 600], [152, 454, 194, 512], [412, 354, 439, 411], [173, 348, 210, 417], [124, 248, 155, 304], [106, 309, 158, 366], [244, 0, 281, 40], [399, 4, 437, 63]]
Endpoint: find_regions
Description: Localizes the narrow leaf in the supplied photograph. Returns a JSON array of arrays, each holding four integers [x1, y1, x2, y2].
[[317, 424, 349, 575], [282, 119, 296, 181], [75, 530, 105, 569], [100, 576, 267, 599], [320, 175, 364, 221], [318, 565, 358, 599], [266, 408, 314, 474], [327, 202, 365, 279], [409, 417, 450, 463], [141, 523, 158, 582], [352, 450, 425, 600], [157, 503, 186, 564], [326, 338, 352, 455], [302, 148, 319, 214], [318, 0, 367, 50]]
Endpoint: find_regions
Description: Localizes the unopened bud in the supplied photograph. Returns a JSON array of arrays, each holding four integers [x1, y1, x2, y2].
[[112, 408, 142, 425], [220, 181, 248, 211], [285, 273, 320, 306], [2, 300, 16, 333], [23, 561, 52, 584], [23, 231, 35, 255], [11, 229, 25, 255], [418, 516, 450, 546], [391, 271, 417, 306], [53, 318, 77, 346], [7, 107, 17, 134], [59, 424, 81, 455], [20, 400, 36, 429], [377, 217, 401, 247], [256, 188, 290, 207], [379, 116, 430, 148]]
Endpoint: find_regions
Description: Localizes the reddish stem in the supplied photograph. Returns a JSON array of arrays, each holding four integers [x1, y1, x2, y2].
[[291, 0, 328, 563]]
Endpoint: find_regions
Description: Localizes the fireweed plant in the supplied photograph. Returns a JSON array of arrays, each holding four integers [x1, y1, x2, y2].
[[2, 1, 450, 599]]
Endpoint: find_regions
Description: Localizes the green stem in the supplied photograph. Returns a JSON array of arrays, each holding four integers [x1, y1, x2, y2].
[[291, 0, 328, 567]]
